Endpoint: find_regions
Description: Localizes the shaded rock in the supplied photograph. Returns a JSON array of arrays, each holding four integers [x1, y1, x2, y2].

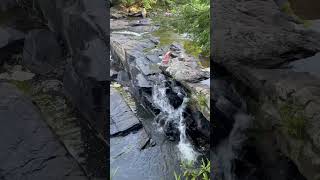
[[0, 70, 35, 81], [22, 29, 62, 75], [0, 27, 24, 48], [0, 27, 24, 65], [0, 0, 17, 12], [33, 0, 108, 137], [0, 82, 88, 179], [38, 80, 63, 94], [81, 0, 108, 37], [212, 0, 320, 68], [63, 63, 107, 137], [223, 64, 320, 180], [287, 52, 320, 79]]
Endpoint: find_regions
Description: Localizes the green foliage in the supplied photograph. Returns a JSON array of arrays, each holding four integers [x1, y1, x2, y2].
[[174, 159, 210, 180], [281, 2, 295, 16], [120, 0, 157, 9], [121, 0, 135, 7], [171, 0, 210, 56], [279, 102, 306, 139], [142, 0, 157, 9]]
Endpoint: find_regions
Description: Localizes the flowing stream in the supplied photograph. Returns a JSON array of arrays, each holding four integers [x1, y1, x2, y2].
[[212, 113, 251, 180], [152, 76, 198, 161]]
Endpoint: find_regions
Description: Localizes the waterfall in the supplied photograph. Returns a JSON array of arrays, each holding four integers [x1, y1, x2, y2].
[[213, 113, 251, 180], [152, 76, 198, 161]]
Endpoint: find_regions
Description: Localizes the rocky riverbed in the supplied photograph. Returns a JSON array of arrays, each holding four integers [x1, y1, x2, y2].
[[110, 7, 210, 179]]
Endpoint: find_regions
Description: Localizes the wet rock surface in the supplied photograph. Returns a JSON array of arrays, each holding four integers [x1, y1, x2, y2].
[[110, 87, 182, 180], [0, 83, 88, 180], [110, 88, 142, 136]]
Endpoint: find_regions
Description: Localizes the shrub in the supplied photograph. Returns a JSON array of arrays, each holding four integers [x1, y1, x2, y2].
[[174, 158, 210, 180]]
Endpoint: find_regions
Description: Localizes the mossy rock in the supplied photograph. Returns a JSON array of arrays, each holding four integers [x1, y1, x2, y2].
[[279, 101, 307, 139]]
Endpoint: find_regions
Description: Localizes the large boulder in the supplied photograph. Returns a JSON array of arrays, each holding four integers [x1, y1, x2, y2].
[[213, 0, 320, 179], [212, 0, 320, 68], [166, 60, 209, 82], [22, 29, 63, 75], [30, 0, 108, 137]]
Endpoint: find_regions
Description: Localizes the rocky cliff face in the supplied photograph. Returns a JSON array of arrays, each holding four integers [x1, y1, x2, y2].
[[0, 0, 108, 178], [213, 0, 320, 179], [13, 0, 109, 138]]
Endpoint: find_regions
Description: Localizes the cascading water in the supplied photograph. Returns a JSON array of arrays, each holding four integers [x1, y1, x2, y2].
[[213, 113, 251, 180], [152, 75, 198, 161]]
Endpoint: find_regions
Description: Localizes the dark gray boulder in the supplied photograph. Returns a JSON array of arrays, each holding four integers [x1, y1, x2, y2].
[[212, 0, 320, 68], [0, 0, 17, 12], [22, 29, 63, 75], [0, 27, 24, 65], [29, 0, 108, 137]]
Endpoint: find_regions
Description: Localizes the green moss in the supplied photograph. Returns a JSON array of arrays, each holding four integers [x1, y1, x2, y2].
[[9, 80, 32, 95], [197, 92, 207, 108], [279, 102, 306, 139], [111, 82, 137, 111], [281, 2, 295, 16], [280, 2, 312, 28], [183, 41, 202, 58], [302, 20, 312, 28]]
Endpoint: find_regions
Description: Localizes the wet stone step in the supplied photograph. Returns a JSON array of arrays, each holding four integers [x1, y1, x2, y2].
[[110, 88, 142, 136]]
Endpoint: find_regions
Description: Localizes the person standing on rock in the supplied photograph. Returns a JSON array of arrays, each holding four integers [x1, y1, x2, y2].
[[142, 7, 147, 18], [162, 51, 172, 64]]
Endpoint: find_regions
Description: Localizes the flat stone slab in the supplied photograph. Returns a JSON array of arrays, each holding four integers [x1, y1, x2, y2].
[[110, 88, 141, 136], [0, 82, 88, 180]]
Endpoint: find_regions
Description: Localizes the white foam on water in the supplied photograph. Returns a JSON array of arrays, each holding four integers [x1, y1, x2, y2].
[[213, 113, 251, 180], [152, 78, 198, 161], [112, 31, 143, 36]]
